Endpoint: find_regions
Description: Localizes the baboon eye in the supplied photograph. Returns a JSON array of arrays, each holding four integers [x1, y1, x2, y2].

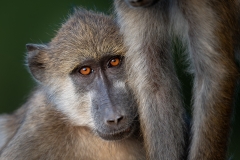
[[79, 66, 92, 75], [108, 56, 121, 67]]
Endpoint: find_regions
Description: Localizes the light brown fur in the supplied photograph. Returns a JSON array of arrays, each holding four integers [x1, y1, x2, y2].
[[0, 9, 145, 160], [1, 90, 144, 160]]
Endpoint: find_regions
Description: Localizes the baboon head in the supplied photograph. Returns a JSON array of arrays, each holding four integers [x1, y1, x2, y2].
[[26, 9, 138, 141]]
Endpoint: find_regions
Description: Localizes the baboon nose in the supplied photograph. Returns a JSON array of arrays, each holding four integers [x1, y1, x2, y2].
[[106, 115, 124, 125]]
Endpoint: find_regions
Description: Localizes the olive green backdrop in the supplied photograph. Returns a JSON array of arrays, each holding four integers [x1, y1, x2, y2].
[[0, 0, 239, 158]]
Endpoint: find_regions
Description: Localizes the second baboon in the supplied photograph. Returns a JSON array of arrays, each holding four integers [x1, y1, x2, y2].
[[0, 9, 145, 160], [114, 0, 239, 159]]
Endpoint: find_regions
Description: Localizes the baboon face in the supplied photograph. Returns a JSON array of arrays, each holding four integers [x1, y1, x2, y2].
[[125, 0, 159, 7], [26, 9, 138, 141], [71, 55, 138, 141]]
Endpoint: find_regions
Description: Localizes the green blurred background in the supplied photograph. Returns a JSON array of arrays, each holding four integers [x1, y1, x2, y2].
[[0, 0, 239, 158]]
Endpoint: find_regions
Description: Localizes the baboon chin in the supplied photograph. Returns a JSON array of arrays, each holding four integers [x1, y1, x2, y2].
[[96, 117, 137, 141], [0, 8, 145, 160]]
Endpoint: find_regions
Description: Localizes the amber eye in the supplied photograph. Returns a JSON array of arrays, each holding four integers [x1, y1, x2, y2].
[[79, 67, 92, 75], [108, 57, 121, 67]]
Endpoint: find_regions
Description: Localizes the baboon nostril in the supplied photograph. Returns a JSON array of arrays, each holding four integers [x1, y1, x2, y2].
[[116, 116, 124, 123], [107, 116, 124, 125]]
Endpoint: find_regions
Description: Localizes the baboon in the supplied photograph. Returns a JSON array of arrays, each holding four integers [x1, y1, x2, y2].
[[0, 9, 146, 160], [114, 0, 239, 159]]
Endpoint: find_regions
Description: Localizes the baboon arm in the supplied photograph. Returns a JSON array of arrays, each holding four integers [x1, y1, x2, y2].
[[184, 1, 238, 159], [114, 1, 187, 159]]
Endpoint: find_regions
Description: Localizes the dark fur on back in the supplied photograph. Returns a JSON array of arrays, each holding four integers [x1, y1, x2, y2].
[[114, 0, 239, 159]]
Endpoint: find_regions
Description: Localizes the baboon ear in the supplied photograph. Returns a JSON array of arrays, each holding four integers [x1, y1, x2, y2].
[[26, 43, 49, 83]]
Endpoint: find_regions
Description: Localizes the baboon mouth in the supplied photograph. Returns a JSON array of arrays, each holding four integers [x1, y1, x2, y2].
[[97, 123, 136, 141]]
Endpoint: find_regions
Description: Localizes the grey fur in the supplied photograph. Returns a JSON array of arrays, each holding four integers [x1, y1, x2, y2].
[[114, 0, 239, 159]]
